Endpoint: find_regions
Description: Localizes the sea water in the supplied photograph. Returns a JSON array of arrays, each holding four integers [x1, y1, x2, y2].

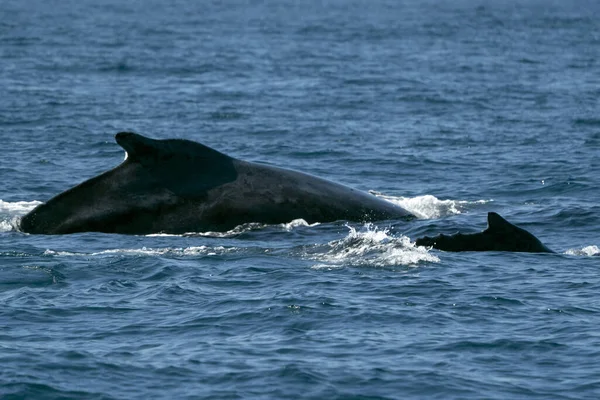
[[1, 0, 599, 398]]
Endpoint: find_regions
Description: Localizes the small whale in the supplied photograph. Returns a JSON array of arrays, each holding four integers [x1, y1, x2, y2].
[[415, 212, 553, 253], [19, 132, 415, 235]]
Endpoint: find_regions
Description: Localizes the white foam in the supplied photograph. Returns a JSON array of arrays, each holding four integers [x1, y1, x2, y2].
[[565, 245, 600, 257], [43, 245, 233, 257], [0, 220, 14, 232], [147, 219, 320, 237], [280, 218, 320, 231], [147, 226, 262, 238], [0, 200, 43, 232], [372, 193, 492, 219], [309, 223, 439, 268], [190, 223, 268, 237], [43, 249, 79, 256], [0, 200, 42, 215]]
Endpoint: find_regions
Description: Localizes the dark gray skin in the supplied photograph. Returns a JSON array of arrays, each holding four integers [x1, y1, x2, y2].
[[19, 132, 415, 235], [415, 212, 554, 253]]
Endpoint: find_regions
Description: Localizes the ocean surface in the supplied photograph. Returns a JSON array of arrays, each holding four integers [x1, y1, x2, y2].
[[1, 0, 600, 398]]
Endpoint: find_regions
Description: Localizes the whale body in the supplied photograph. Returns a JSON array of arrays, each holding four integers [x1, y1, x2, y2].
[[415, 212, 553, 253], [19, 132, 415, 235], [18, 132, 555, 254]]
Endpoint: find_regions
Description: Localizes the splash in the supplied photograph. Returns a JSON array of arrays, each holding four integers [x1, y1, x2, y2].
[[0, 200, 42, 214], [371, 193, 492, 219], [565, 245, 600, 257], [309, 223, 439, 269], [0, 200, 42, 232]]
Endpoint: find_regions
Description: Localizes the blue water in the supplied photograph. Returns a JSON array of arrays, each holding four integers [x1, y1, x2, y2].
[[1, 0, 600, 398]]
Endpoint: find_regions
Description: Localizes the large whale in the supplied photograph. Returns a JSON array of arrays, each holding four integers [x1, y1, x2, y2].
[[19, 132, 415, 235], [415, 212, 553, 253]]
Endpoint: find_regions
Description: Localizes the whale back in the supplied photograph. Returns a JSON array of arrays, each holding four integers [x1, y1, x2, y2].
[[484, 212, 553, 253], [415, 212, 553, 253], [115, 132, 237, 197], [20, 132, 415, 235], [19, 133, 239, 234]]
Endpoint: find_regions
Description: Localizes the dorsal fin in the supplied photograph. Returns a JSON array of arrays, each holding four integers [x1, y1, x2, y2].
[[486, 212, 553, 252], [486, 212, 513, 233], [416, 212, 553, 253], [116, 132, 231, 163], [114, 132, 237, 197]]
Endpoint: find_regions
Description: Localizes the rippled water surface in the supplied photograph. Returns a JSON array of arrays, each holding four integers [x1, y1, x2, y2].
[[1, 0, 600, 399]]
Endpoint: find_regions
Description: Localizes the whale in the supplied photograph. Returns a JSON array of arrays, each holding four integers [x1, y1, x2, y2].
[[18, 132, 555, 254], [415, 212, 553, 253], [19, 132, 415, 235]]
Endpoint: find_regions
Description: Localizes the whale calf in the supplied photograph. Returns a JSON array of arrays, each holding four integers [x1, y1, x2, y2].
[[19, 132, 415, 235], [415, 212, 553, 253]]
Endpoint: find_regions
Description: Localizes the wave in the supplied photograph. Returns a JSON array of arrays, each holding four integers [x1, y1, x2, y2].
[[43, 245, 237, 258], [41, 222, 437, 268], [306, 223, 439, 268]]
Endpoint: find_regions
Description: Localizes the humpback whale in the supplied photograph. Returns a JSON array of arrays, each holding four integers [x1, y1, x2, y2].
[[19, 132, 415, 235], [18, 132, 554, 253], [415, 212, 553, 253]]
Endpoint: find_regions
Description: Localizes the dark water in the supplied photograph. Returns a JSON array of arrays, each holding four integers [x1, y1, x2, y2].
[[1, 0, 600, 398]]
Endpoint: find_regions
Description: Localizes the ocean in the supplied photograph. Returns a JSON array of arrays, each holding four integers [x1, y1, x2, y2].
[[1, 0, 599, 398]]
